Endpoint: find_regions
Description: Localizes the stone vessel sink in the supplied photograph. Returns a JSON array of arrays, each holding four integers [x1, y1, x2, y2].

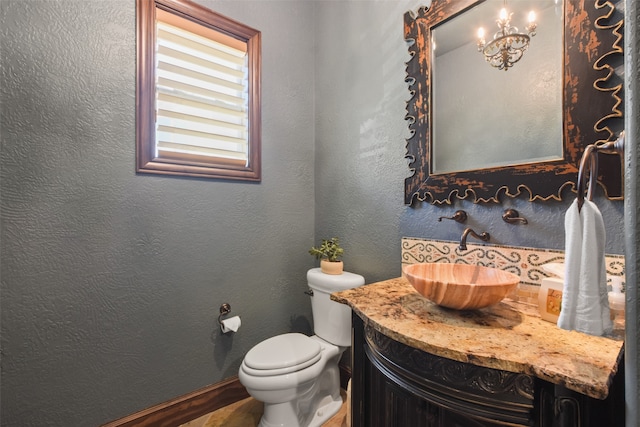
[[403, 263, 520, 310]]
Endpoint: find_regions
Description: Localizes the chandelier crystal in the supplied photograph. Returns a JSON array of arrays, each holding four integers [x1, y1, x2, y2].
[[477, 6, 537, 71]]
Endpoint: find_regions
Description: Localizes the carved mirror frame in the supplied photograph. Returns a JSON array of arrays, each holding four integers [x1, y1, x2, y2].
[[404, 0, 624, 205]]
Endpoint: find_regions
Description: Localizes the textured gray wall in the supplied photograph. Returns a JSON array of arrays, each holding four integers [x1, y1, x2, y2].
[[0, 0, 633, 426], [624, 1, 639, 425], [1, 1, 316, 425]]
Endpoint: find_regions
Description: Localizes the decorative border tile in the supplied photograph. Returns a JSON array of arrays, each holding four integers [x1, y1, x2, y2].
[[401, 237, 625, 305]]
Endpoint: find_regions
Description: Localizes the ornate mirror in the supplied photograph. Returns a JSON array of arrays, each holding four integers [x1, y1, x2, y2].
[[404, 0, 624, 205]]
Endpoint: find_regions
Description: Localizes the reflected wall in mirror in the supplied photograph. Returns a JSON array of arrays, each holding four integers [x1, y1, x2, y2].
[[404, 0, 624, 205], [432, 0, 563, 174]]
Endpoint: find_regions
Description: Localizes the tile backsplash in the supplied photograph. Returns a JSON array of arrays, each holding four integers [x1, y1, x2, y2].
[[401, 237, 625, 306]]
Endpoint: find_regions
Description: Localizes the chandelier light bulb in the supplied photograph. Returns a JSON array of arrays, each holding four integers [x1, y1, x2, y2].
[[476, 4, 538, 71]]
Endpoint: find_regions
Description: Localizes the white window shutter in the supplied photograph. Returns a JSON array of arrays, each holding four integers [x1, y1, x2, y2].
[[155, 20, 249, 165]]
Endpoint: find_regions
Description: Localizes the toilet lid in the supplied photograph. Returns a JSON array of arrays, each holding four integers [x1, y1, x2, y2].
[[244, 333, 322, 375]]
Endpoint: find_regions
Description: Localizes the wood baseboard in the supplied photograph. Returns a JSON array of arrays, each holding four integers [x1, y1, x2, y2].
[[101, 363, 351, 427], [100, 376, 249, 427]]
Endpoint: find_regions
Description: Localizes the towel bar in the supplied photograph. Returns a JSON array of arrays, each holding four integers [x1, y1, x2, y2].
[[576, 132, 624, 211]]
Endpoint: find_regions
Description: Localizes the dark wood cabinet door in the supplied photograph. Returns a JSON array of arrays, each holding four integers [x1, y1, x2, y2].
[[365, 350, 437, 427]]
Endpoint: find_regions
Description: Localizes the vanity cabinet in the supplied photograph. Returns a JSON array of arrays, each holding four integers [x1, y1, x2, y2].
[[350, 314, 624, 427]]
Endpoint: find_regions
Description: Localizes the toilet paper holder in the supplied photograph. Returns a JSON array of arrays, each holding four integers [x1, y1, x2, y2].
[[218, 303, 232, 326]]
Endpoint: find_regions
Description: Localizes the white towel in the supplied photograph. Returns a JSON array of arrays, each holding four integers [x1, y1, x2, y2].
[[557, 199, 612, 336]]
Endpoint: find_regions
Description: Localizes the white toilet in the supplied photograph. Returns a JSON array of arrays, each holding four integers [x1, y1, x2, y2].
[[238, 268, 365, 427]]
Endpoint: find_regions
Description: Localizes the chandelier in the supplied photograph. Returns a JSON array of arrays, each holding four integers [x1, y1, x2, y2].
[[476, 5, 537, 71]]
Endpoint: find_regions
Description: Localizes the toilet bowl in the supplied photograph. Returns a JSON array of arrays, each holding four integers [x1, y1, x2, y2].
[[238, 268, 365, 427]]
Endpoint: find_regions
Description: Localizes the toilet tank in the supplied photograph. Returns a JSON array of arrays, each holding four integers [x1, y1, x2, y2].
[[307, 268, 365, 347]]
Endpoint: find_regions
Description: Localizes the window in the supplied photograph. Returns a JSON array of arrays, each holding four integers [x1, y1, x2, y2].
[[137, 0, 261, 180]]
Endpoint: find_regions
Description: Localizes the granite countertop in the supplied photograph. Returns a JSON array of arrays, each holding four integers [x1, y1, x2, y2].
[[331, 277, 624, 400]]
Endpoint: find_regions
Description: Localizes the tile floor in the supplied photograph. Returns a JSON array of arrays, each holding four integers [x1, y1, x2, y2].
[[180, 390, 348, 427]]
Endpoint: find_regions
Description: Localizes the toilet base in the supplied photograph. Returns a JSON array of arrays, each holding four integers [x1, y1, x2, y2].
[[259, 393, 343, 427], [308, 396, 343, 427]]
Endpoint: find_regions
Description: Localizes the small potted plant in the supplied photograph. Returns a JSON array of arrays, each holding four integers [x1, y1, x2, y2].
[[309, 237, 344, 275]]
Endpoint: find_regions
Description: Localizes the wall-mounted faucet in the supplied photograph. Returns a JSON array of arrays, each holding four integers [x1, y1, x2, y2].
[[459, 228, 490, 251]]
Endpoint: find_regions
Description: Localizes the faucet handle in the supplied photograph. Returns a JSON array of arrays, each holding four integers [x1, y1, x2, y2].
[[502, 209, 528, 225], [438, 210, 468, 223]]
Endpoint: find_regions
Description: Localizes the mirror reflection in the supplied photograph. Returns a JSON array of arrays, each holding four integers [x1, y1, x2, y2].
[[432, 0, 563, 174]]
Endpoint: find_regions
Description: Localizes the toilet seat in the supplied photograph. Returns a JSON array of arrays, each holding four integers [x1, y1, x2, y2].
[[243, 333, 322, 377]]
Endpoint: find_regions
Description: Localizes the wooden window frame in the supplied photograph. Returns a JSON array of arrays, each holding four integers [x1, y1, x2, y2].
[[137, 0, 261, 181]]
